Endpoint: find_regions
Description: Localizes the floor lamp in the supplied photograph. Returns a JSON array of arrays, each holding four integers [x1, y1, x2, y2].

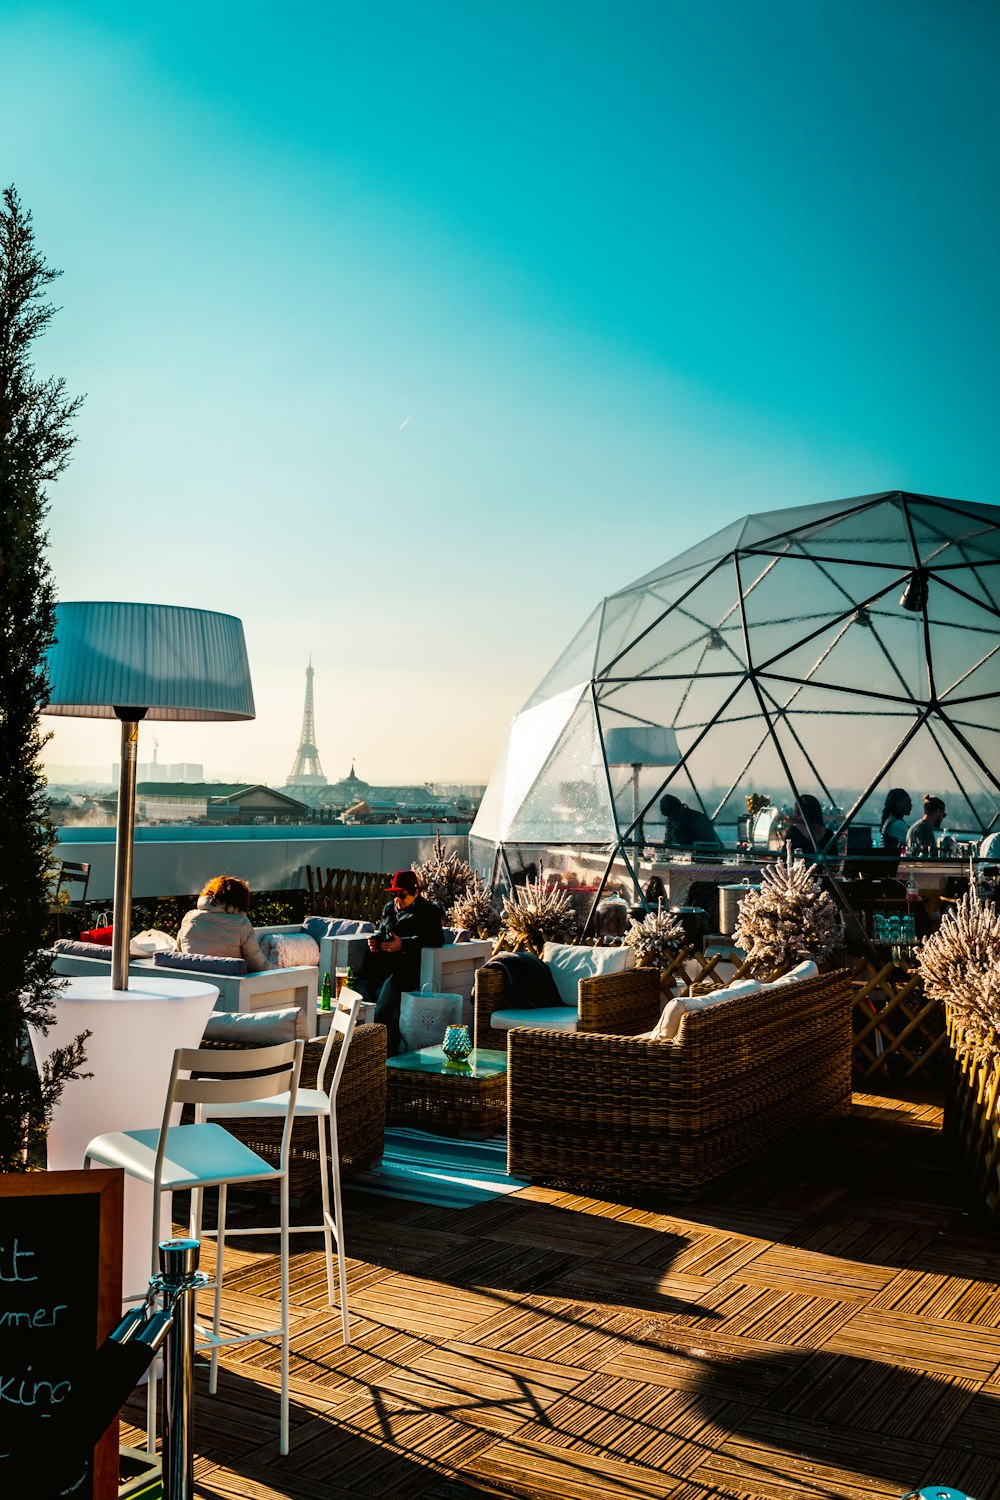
[[44, 601, 255, 987], [604, 725, 681, 853]]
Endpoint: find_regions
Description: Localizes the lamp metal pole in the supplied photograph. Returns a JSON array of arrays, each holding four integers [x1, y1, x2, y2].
[[112, 708, 145, 990]]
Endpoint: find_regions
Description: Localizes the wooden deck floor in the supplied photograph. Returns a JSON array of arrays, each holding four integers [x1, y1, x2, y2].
[[123, 1091, 1000, 1499]]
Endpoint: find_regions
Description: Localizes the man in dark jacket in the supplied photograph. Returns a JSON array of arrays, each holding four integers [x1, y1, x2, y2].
[[360, 870, 444, 1055]]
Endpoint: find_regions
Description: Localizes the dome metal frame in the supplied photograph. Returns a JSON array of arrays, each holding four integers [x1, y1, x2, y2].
[[470, 491, 1000, 922]]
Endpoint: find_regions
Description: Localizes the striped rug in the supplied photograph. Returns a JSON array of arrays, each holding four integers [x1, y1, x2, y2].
[[349, 1127, 524, 1207]]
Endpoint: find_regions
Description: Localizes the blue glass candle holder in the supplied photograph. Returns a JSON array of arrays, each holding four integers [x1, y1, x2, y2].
[[442, 1024, 473, 1063]]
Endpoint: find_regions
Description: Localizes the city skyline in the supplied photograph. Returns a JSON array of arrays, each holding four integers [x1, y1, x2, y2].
[[5, 2, 998, 785]]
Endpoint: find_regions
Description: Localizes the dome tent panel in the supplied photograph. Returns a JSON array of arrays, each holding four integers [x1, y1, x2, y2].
[[478, 681, 590, 842], [595, 558, 725, 673], [614, 514, 750, 598], [504, 690, 617, 845], [934, 623, 1000, 707], [906, 495, 1000, 565], [599, 561, 747, 682], [757, 606, 930, 704], [934, 562, 1000, 617], [522, 606, 603, 711]]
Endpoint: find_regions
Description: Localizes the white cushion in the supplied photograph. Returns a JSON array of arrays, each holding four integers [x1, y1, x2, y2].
[[490, 1006, 579, 1032], [683, 977, 761, 1012], [260, 932, 321, 969], [541, 942, 632, 1005], [644, 997, 687, 1041], [201, 1007, 306, 1043], [762, 959, 819, 989]]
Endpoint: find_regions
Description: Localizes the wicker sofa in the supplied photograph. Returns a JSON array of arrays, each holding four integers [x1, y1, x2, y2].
[[506, 967, 853, 1197], [197, 1022, 387, 1197]]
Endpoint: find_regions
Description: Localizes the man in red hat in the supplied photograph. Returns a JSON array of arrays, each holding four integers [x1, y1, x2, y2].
[[359, 870, 444, 1054]]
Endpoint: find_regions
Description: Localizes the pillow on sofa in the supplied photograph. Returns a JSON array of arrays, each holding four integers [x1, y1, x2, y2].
[[762, 958, 819, 989], [683, 977, 761, 1012], [303, 916, 331, 941], [259, 932, 321, 969], [153, 951, 248, 976], [644, 977, 762, 1040], [541, 941, 632, 1006], [441, 927, 472, 944], [645, 996, 687, 1041], [302, 916, 374, 940], [201, 1007, 306, 1043], [53, 938, 114, 961]]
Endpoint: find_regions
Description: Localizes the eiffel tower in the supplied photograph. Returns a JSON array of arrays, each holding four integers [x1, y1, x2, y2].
[[287, 659, 327, 785]]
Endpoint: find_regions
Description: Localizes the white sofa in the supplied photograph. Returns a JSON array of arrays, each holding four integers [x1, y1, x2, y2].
[[254, 924, 493, 1012], [52, 948, 320, 1038]]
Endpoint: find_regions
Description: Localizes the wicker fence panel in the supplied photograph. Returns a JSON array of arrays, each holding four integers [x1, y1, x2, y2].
[[944, 1008, 1000, 1217], [305, 866, 391, 923]]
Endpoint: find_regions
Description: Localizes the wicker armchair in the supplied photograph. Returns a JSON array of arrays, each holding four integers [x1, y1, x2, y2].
[[473, 963, 662, 1040], [198, 1022, 386, 1198], [507, 968, 853, 1197]]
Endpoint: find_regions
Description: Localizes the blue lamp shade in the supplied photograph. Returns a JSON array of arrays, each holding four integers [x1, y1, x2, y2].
[[604, 725, 680, 766], [44, 602, 255, 721]]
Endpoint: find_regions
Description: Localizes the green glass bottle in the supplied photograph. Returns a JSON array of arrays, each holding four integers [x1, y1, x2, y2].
[[345, 965, 354, 992], [320, 971, 332, 1011]]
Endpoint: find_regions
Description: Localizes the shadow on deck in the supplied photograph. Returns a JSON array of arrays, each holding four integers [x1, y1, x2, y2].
[[124, 1090, 1000, 1500]]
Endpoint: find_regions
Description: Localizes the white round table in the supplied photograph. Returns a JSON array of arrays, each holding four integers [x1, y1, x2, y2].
[[28, 975, 219, 1300]]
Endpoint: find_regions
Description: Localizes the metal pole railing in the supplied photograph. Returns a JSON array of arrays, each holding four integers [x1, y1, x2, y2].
[[157, 1237, 208, 1500]]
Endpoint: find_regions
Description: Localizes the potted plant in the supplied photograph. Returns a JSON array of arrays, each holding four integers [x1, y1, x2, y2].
[[733, 850, 839, 978], [499, 875, 577, 956]]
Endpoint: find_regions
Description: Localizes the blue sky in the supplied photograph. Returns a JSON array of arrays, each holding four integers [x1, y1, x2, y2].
[[4, 0, 998, 783]]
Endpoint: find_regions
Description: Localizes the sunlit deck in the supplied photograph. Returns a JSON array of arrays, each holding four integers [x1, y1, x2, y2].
[[124, 1091, 1000, 1500]]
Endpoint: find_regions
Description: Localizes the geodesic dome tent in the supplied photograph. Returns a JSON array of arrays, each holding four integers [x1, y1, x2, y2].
[[470, 490, 1000, 901]]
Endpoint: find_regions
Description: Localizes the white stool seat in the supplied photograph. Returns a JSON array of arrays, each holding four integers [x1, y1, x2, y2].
[[206, 1087, 328, 1119], [87, 1123, 281, 1188]]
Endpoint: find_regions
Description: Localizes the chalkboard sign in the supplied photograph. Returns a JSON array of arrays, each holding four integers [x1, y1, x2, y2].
[[0, 1169, 123, 1499]]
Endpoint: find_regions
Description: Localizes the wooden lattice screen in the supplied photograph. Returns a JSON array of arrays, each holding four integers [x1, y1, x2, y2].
[[659, 946, 949, 1087], [304, 867, 391, 924]]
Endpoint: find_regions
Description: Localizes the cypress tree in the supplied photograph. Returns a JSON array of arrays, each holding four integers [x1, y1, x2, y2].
[[0, 185, 88, 1169]]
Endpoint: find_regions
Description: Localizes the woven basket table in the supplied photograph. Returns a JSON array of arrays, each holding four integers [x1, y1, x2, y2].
[[386, 1046, 507, 1139]]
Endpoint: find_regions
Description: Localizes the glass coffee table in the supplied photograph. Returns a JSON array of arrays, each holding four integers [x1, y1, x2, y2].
[[385, 1046, 507, 1139]]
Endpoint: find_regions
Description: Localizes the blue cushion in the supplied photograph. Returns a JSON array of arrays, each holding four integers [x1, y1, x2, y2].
[[53, 939, 114, 961], [153, 951, 248, 976], [303, 916, 332, 940]]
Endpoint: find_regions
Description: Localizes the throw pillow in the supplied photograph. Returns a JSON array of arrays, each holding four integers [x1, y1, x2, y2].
[[53, 938, 114, 961], [153, 951, 248, 977], [260, 932, 321, 969], [763, 958, 819, 989], [683, 977, 761, 1012], [541, 941, 632, 1006], [201, 1007, 305, 1043], [303, 916, 332, 940], [644, 996, 688, 1040]]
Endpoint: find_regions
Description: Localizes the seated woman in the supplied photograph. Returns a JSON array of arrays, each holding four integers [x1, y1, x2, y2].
[[786, 795, 837, 863], [879, 788, 913, 852], [659, 794, 720, 848], [176, 875, 267, 971]]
